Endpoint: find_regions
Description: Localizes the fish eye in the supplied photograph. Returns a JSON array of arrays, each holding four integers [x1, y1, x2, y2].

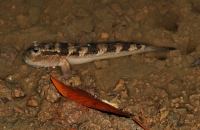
[[33, 47, 39, 53]]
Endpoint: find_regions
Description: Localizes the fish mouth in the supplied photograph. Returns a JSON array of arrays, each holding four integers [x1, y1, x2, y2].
[[22, 51, 35, 66], [22, 55, 31, 65], [22, 54, 40, 68]]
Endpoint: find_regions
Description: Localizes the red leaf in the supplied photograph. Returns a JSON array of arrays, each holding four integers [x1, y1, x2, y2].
[[50, 76, 148, 130], [50, 76, 129, 117]]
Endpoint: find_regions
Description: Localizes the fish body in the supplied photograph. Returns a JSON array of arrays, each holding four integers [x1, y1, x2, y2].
[[23, 42, 174, 77]]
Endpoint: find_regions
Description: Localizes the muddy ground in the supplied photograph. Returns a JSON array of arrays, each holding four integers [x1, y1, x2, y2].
[[0, 0, 200, 129]]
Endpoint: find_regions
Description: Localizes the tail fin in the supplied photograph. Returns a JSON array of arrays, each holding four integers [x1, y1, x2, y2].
[[145, 46, 176, 52]]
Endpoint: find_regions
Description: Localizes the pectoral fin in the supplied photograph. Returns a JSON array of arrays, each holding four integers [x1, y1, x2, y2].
[[60, 58, 72, 78]]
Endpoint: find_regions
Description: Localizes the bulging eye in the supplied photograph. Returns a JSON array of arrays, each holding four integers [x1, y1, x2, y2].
[[32, 47, 39, 53]]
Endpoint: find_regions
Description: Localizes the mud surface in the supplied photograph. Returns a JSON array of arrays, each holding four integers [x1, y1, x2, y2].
[[0, 0, 200, 129]]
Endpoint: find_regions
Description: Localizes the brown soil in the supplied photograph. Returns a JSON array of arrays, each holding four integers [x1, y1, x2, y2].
[[0, 0, 200, 129]]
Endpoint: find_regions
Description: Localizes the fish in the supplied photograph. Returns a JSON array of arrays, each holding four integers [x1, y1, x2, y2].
[[23, 42, 175, 77], [190, 58, 200, 67]]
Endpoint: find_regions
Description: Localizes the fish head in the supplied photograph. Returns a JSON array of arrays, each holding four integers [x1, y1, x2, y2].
[[23, 43, 61, 68]]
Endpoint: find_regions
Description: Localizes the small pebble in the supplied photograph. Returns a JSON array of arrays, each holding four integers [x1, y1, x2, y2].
[[14, 107, 24, 114], [12, 88, 25, 98], [45, 85, 61, 103], [113, 79, 125, 92], [160, 109, 169, 121], [64, 76, 82, 87], [83, 76, 95, 86], [189, 94, 200, 103], [26, 96, 39, 107], [101, 32, 109, 39]]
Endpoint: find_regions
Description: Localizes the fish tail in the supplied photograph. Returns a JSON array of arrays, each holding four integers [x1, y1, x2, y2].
[[145, 46, 176, 52]]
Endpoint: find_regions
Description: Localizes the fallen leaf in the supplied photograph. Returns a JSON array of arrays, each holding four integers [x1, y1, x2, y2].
[[50, 75, 148, 130]]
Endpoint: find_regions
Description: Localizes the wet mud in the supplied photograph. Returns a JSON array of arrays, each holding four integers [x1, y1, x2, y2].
[[0, 0, 200, 129]]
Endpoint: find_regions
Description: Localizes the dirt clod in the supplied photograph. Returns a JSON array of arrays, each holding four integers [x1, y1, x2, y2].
[[12, 88, 25, 98], [45, 85, 61, 103], [26, 96, 39, 107]]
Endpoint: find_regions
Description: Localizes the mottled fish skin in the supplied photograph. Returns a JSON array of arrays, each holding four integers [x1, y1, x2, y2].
[[23, 42, 175, 77], [190, 58, 200, 67]]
